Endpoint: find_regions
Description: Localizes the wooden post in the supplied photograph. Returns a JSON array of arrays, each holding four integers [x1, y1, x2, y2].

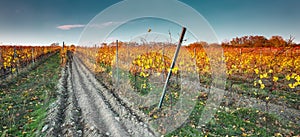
[[158, 27, 186, 109], [116, 40, 119, 87], [162, 46, 165, 82], [194, 47, 198, 77], [0, 49, 2, 67], [0, 49, 3, 76], [13, 46, 18, 74], [32, 48, 35, 64]]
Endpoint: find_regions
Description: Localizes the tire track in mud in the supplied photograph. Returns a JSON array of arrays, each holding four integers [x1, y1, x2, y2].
[[43, 56, 84, 137], [43, 52, 158, 137], [72, 55, 158, 137], [73, 58, 129, 137]]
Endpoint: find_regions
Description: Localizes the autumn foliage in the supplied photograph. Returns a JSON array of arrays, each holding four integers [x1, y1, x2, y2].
[[0, 46, 60, 76]]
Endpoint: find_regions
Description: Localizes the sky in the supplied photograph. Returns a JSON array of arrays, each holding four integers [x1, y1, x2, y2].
[[0, 0, 299, 46]]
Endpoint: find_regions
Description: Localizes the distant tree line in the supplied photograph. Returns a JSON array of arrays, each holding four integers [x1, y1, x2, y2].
[[96, 35, 299, 48], [221, 35, 299, 47]]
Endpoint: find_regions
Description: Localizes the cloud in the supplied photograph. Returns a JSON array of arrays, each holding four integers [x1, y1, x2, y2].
[[89, 21, 124, 29], [57, 24, 85, 30], [56, 22, 123, 30]]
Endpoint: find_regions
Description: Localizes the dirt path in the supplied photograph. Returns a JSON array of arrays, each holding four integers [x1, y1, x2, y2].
[[42, 53, 158, 137]]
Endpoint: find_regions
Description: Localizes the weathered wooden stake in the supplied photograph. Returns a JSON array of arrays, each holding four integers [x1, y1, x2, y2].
[[116, 40, 119, 87], [158, 27, 186, 109]]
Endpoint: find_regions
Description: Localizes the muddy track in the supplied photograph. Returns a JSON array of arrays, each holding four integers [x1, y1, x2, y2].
[[42, 55, 84, 137], [73, 54, 158, 137], [42, 53, 158, 137]]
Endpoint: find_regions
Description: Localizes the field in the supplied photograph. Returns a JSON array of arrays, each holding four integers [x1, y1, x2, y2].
[[0, 51, 61, 136], [0, 46, 60, 80], [0, 38, 300, 136], [76, 39, 300, 136]]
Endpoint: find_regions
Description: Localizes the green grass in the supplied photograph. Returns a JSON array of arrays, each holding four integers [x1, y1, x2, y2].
[[229, 82, 300, 110], [166, 96, 300, 137], [0, 53, 61, 136]]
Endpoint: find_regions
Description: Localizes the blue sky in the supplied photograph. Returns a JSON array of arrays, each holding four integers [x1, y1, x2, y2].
[[0, 0, 299, 45]]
